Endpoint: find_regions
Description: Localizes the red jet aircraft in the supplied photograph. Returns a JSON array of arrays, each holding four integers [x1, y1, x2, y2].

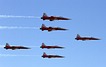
[[41, 13, 71, 21], [42, 52, 64, 58], [75, 34, 100, 41], [4, 43, 30, 50], [40, 24, 68, 32], [40, 43, 64, 49]]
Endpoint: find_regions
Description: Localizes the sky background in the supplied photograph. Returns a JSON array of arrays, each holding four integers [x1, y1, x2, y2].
[[0, 0, 106, 67]]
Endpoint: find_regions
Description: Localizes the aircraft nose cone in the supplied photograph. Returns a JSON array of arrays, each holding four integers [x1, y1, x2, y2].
[[68, 18, 72, 20], [65, 29, 68, 30], [97, 38, 100, 40]]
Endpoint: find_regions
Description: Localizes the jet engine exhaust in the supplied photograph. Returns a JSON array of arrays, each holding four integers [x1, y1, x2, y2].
[[0, 15, 40, 18], [0, 26, 39, 29], [0, 54, 40, 57]]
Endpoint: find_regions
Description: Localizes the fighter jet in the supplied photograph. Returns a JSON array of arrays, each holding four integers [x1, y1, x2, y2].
[[41, 13, 70, 21], [75, 34, 100, 41], [4, 43, 30, 50], [42, 52, 64, 58], [40, 43, 64, 49], [40, 24, 68, 32]]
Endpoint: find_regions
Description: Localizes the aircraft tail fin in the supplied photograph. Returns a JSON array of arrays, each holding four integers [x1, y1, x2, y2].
[[6, 43, 10, 47], [42, 24, 47, 28], [43, 52, 47, 56], [43, 13, 48, 17], [77, 34, 81, 38], [42, 43, 46, 46]]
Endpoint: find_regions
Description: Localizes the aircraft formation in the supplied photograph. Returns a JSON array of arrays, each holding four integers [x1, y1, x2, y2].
[[2, 13, 101, 59]]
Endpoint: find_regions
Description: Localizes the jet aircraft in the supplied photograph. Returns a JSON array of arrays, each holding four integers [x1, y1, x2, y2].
[[75, 34, 100, 41], [41, 13, 70, 21], [4, 43, 30, 50], [40, 43, 64, 49], [40, 24, 68, 32], [42, 52, 64, 58]]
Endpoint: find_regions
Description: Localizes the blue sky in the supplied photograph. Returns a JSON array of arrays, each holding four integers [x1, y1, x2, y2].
[[0, 0, 106, 67]]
